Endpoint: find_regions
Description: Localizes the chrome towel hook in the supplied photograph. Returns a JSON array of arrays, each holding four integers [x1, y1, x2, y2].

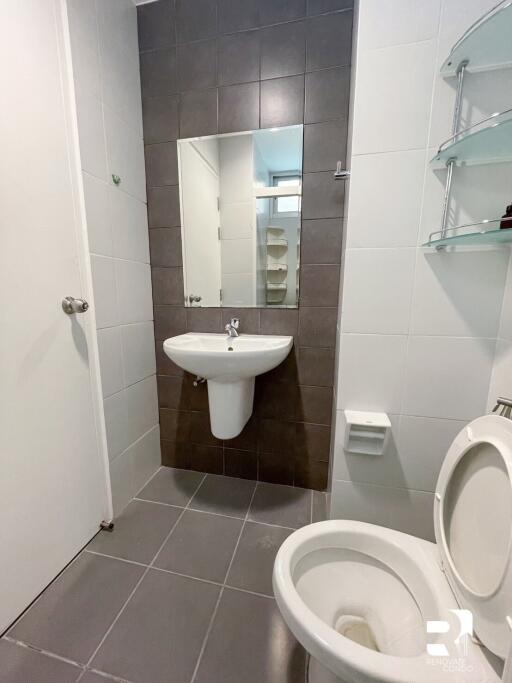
[[334, 160, 350, 180]]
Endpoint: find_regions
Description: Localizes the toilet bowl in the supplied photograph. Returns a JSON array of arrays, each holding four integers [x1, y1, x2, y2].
[[273, 415, 512, 682]]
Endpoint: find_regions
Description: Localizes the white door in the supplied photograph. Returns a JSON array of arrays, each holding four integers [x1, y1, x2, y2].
[[179, 142, 222, 307], [0, 0, 110, 633]]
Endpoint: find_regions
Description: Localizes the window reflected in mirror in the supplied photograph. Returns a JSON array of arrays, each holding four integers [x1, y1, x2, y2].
[[177, 125, 303, 308]]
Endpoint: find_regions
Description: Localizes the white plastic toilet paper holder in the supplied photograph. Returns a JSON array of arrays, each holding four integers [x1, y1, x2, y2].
[[343, 410, 391, 456]]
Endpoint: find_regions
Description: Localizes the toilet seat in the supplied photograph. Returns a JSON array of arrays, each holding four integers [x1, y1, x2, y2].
[[273, 414, 512, 683], [434, 414, 512, 658], [274, 520, 500, 682]]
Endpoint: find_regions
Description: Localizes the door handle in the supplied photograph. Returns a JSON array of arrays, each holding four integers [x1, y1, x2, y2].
[[188, 294, 202, 305], [62, 296, 89, 314]]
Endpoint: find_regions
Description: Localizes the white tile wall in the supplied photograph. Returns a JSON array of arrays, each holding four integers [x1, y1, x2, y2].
[[333, 411, 466, 493], [331, 0, 511, 540], [357, 0, 441, 50], [341, 248, 416, 334], [109, 448, 137, 517], [97, 0, 140, 68], [109, 186, 150, 263], [396, 415, 466, 491], [90, 255, 119, 329], [351, 40, 437, 155], [69, 0, 160, 515], [221, 238, 253, 274], [75, 92, 108, 181], [97, 326, 124, 398], [330, 479, 435, 541], [219, 136, 253, 203], [337, 334, 408, 414], [83, 172, 112, 256], [104, 390, 129, 461], [488, 339, 512, 409], [100, 29, 143, 137], [222, 273, 254, 307], [115, 260, 153, 324], [67, 0, 101, 100], [124, 376, 159, 445], [104, 106, 146, 202], [121, 322, 157, 387], [130, 426, 161, 493], [110, 426, 161, 519], [410, 250, 509, 337], [487, 253, 512, 411], [218, 135, 256, 304], [497, 257, 512, 343], [221, 202, 253, 240], [347, 150, 426, 248], [402, 336, 495, 420]]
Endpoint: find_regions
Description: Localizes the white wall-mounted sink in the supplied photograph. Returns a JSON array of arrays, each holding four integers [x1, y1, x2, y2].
[[163, 333, 293, 439]]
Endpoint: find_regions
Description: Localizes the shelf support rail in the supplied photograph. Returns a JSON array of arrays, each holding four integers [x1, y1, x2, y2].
[[439, 60, 469, 245], [451, 60, 468, 138], [440, 157, 456, 243]]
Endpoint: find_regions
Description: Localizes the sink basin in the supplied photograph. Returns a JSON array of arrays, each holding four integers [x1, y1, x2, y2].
[[163, 333, 293, 439]]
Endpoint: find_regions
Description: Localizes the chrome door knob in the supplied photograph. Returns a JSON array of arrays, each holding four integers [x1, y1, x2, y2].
[[62, 296, 89, 314], [188, 294, 202, 304]]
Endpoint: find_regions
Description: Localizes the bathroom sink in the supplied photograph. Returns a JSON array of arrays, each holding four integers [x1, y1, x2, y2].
[[163, 333, 292, 380], [163, 333, 293, 439]]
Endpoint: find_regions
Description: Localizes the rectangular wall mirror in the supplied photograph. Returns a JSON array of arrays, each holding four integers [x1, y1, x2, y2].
[[178, 125, 303, 308]]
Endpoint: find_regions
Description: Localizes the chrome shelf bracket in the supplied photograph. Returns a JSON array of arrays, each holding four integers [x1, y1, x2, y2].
[[438, 60, 469, 246]]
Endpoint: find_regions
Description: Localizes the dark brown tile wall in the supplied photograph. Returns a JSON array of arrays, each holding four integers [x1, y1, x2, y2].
[[137, 0, 352, 490]]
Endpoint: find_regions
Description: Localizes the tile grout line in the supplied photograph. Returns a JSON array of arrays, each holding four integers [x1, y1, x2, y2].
[[4, 468, 169, 682], [133, 464, 164, 498], [7, 474, 210, 683], [3, 635, 87, 673], [189, 482, 260, 683], [139, 6, 353, 55], [3, 536, 94, 640], [80, 666, 134, 683], [5, 474, 307, 681], [77, 473, 208, 681], [84, 550, 149, 569], [83, 550, 275, 601], [133, 496, 299, 530]]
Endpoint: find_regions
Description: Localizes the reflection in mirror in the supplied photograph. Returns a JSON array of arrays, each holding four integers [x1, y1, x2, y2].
[[177, 125, 303, 308]]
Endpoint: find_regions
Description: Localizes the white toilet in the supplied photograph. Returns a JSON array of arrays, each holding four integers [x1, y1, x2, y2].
[[273, 415, 512, 682]]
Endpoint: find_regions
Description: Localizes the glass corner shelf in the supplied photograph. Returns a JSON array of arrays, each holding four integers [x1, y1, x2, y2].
[[430, 108, 512, 168], [441, 1, 512, 76], [423, 218, 512, 249]]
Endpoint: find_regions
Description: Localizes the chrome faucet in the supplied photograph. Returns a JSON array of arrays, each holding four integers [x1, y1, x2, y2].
[[225, 317, 240, 338]]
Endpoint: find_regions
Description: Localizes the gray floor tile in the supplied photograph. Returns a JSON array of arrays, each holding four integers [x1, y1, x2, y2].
[[0, 639, 81, 683], [80, 674, 110, 683], [248, 483, 312, 529], [312, 490, 328, 522], [189, 474, 256, 518], [9, 553, 144, 664], [91, 569, 220, 683], [226, 521, 292, 596], [87, 500, 181, 564], [194, 588, 307, 683], [154, 510, 242, 582], [137, 467, 205, 506]]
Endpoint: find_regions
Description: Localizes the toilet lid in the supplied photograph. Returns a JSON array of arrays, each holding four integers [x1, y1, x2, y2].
[[434, 414, 512, 658]]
